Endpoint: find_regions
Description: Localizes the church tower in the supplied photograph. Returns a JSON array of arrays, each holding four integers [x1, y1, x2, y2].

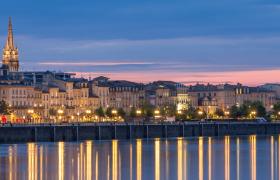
[[2, 17, 19, 72]]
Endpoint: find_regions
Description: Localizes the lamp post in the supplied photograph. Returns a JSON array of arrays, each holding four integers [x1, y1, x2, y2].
[[224, 111, 230, 117], [112, 109, 117, 121], [27, 109, 34, 124], [198, 110, 203, 120], [177, 110, 182, 115], [77, 112, 80, 123], [57, 109, 64, 122], [250, 111, 256, 119], [86, 109, 92, 121], [136, 109, 142, 116]]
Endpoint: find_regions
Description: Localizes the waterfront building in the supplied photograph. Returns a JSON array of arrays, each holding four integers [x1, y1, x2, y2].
[[145, 81, 190, 110], [260, 83, 280, 99], [90, 76, 110, 108], [189, 83, 277, 114], [235, 84, 276, 111], [108, 80, 145, 112], [0, 84, 43, 122]]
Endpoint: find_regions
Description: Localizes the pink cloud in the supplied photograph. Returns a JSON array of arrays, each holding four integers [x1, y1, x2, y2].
[[73, 69, 280, 86]]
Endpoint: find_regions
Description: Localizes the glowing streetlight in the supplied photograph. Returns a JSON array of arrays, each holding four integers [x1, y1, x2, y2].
[[57, 109, 64, 114], [136, 109, 142, 115], [177, 110, 182, 114], [278, 111, 280, 116], [27, 109, 34, 114], [225, 111, 230, 116], [154, 110, 160, 115], [112, 109, 118, 115], [85, 109, 91, 114], [250, 111, 257, 118]]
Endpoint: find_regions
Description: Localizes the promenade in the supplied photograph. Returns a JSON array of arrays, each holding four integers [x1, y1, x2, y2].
[[0, 121, 280, 143]]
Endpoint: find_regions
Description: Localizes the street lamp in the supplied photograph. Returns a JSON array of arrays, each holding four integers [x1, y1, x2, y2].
[[112, 109, 117, 114], [57, 109, 64, 122], [86, 109, 91, 114], [177, 110, 182, 114], [250, 111, 256, 119], [198, 110, 203, 119], [27, 109, 34, 124], [111, 109, 118, 121], [154, 110, 160, 115], [57, 109, 64, 114], [27, 109, 34, 114], [77, 112, 80, 122], [225, 111, 230, 116], [136, 109, 142, 115]]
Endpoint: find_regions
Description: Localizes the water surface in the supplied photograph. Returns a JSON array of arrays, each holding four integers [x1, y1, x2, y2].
[[0, 135, 279, 180]]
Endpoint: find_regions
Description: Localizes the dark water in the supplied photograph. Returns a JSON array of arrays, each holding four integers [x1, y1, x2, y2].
[[0, 135, 279, 180]]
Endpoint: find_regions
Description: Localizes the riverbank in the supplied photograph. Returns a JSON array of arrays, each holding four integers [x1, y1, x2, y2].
[[0, 122, 280, 143]]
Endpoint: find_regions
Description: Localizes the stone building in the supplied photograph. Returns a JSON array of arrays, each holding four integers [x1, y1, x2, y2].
[[145, 81, 189, 110], [189, 83, 277, 113]]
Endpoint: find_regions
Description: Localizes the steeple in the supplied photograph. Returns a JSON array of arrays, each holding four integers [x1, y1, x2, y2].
[[5, 17, 14, 49], [2, 17, 19, 72]]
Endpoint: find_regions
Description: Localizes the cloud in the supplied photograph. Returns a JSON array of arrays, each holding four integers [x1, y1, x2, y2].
[[38, 61, 155, 66]]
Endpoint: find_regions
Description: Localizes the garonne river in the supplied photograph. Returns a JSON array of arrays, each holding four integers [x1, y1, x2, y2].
[[0, 135, 278, 180]]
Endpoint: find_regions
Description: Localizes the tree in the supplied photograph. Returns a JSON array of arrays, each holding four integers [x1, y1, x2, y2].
[[230, 101, 267, 119], [95, 107, 105, 117], [117, 108, 126, 118], [129, 107, 137, 118], [141, 102, 155, 118], [0, 100, 11, 115], [249, 101, 266, 117], [105, 107, 113, 118], [49, 108, 57, 116], [162, 104, 176, 117], [215, 108, 224, 117], [229, 105, 241, 118]]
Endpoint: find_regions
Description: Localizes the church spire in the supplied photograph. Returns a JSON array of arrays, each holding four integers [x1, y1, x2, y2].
[[2, 17, 19, 72], [5, 17, 15, 49]]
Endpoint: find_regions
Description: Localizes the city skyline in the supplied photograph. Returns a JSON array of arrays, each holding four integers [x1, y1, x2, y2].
[[1, 1, 280, 85]]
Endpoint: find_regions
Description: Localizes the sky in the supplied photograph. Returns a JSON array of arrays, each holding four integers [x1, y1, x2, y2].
[[1, 0, 280, 85]]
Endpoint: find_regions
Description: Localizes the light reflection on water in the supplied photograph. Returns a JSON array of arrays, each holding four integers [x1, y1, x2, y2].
[[0, 135, 279, 180]]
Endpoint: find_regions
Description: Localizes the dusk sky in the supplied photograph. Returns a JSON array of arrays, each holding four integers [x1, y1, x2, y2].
[[1, 0, 280, 85]]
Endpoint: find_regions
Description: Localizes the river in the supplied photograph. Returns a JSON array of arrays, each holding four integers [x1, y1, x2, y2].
[[0, 135, 278, 180]]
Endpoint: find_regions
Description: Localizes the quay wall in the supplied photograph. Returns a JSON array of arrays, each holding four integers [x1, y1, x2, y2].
[[0, 123, 280, 143]]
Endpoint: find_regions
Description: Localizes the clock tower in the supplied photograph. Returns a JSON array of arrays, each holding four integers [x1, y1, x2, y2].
[[2, 17, 19, 72]]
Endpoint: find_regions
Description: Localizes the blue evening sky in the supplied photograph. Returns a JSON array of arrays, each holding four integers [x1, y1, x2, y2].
[[0, 0, 280, 76]]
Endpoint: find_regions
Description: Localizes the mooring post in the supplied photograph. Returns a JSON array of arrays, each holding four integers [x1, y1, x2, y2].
[[76, 125, 79, 141], [129, 124, 132, 139], [114, 124, 117, 139], [53, 126, 56, 142], [165, 124, 167, 139], [34, 127, 37, 142], [146, 125, 149, 139], [182, 124, 185, 137], [98, 125, 101, 140]]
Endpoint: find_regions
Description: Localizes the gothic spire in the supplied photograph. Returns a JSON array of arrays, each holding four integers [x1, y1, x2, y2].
[[5, 17, 14, 49]]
